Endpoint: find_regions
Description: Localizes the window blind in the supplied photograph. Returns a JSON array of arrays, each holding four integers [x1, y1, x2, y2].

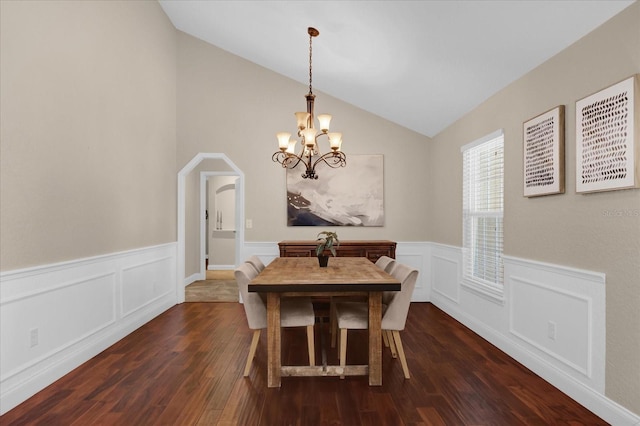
[[462, 131, 504, 288]]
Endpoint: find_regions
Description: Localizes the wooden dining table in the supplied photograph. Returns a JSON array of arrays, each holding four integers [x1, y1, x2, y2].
[[248, 256, 401, 388]]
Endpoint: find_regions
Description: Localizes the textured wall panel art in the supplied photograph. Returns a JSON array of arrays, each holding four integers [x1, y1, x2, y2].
[[576, 74, 639, 193], [287, 154, 384, 226], [523, 105, 565, 197]]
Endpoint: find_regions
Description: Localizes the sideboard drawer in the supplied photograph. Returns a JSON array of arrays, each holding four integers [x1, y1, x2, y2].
[[365, 249, 393, 262], [282, 248, 314, 257]]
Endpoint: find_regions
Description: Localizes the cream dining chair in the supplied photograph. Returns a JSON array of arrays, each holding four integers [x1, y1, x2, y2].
[[246, 255, 266, 274], [334, 263, 418, 379], [375, 255, 398, 307], [330, 256, 397, 348], [374, 255, 396, 274], [234, 263, 316, 376]]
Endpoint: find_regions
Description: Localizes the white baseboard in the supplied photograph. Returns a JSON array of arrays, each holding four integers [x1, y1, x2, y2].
[[207, 264, 236, 271], [184, 272, 201, 287], [0, 243, 177, 415]]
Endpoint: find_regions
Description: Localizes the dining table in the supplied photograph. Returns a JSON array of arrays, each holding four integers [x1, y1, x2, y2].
[[248, 256, 401, 388]]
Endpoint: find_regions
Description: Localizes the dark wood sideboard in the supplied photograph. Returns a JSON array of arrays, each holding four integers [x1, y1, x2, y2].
[[278, 240, 396, 263]]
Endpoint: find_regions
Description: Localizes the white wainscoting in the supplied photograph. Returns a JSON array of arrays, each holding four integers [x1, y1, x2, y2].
[[5, 240, 636, 423], [428, 244, 638, 425], [395, 242, 430, 301], [0, 243, 177, 415]]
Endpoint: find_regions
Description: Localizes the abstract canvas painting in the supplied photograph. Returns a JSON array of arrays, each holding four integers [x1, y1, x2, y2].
[[523, 105, 565, 197], [286, 154, 384, 226], [576, 74, 639, 193]]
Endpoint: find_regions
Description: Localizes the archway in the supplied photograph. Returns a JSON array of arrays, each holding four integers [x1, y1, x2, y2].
[[177, 153, 244, 303]]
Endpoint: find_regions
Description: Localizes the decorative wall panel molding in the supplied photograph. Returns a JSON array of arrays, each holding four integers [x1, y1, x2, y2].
[[510, 276, 592, 375], [122, 255, 174, 317], [395, 242, 431, 302], [430, 243, 462, 304], [505, 256, 605, 391]]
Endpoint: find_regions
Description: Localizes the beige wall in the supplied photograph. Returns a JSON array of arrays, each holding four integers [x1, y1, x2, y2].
[[429, 2, 640, 412], [0, 0, 177, 271], [177, 32, 431, 253]]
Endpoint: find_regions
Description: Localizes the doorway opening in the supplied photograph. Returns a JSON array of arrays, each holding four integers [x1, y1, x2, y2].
[[202, 172, 239, 272], [177, 153, 244, 304]]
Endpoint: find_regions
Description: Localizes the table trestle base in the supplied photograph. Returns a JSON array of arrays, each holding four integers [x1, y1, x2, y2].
[[281, 365, 368, 377]]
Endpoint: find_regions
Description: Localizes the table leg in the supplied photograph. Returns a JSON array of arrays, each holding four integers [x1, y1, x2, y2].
[[368, 291, 383, 386], [267, 292, 281, 388]]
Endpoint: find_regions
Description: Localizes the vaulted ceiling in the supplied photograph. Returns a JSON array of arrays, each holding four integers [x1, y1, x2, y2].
[[159, 1, 634, 138]]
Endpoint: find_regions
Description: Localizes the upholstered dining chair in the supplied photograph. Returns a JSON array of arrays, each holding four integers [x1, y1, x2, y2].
[[375, 255, 398, 306], [246, 255, 266, 274], [374, 255, 396, 274], [334, 263, 418, 379], [234, 263, 316, 376], [330, 256, 397, 348]]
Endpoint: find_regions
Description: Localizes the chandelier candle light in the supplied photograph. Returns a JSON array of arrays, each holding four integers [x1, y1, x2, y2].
[[272, 27, 346, 179]]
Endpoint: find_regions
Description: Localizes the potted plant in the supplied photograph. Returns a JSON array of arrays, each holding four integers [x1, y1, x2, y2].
[[315, 231, 339, 267]]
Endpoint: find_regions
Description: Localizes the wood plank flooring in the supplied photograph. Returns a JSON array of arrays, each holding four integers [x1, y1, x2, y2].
[[1, 302, 607, 425]]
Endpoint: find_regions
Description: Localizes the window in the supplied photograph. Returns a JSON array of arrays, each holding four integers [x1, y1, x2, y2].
[[461, 130, 504, 302]]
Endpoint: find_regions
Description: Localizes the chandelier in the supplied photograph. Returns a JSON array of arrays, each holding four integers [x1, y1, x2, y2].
[[272, 27, 346, 180]]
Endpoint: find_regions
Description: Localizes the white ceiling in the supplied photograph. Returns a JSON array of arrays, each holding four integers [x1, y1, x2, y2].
[[159, 0, 634, 138]]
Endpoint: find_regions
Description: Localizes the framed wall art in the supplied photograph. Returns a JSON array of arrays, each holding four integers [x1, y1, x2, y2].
[[575, 74, 639, 193], [286, 154, 384, 226], [523, 105, 565, 197]]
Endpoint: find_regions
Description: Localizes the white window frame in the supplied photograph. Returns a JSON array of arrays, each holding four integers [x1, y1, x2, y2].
[[461, 129, 505, 304]]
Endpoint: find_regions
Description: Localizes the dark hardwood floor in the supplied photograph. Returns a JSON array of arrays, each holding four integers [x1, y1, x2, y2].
[[1, 302, 607, 425]]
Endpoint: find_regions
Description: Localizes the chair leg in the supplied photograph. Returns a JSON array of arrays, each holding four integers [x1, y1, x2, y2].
[[382, 329, 390, 347], [330, 300, 337, 348], [386, 330, 398, 358], [339, 328, 348, 379], [306, 325, 315, 366], [244, 329, 261, 377], [391, 330, 410, 379]]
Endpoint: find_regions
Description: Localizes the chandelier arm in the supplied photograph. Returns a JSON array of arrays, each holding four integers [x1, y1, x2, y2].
[[312, 151, 347, 170], [272, 145, 318, 171], [272, 152, 305, 169]]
